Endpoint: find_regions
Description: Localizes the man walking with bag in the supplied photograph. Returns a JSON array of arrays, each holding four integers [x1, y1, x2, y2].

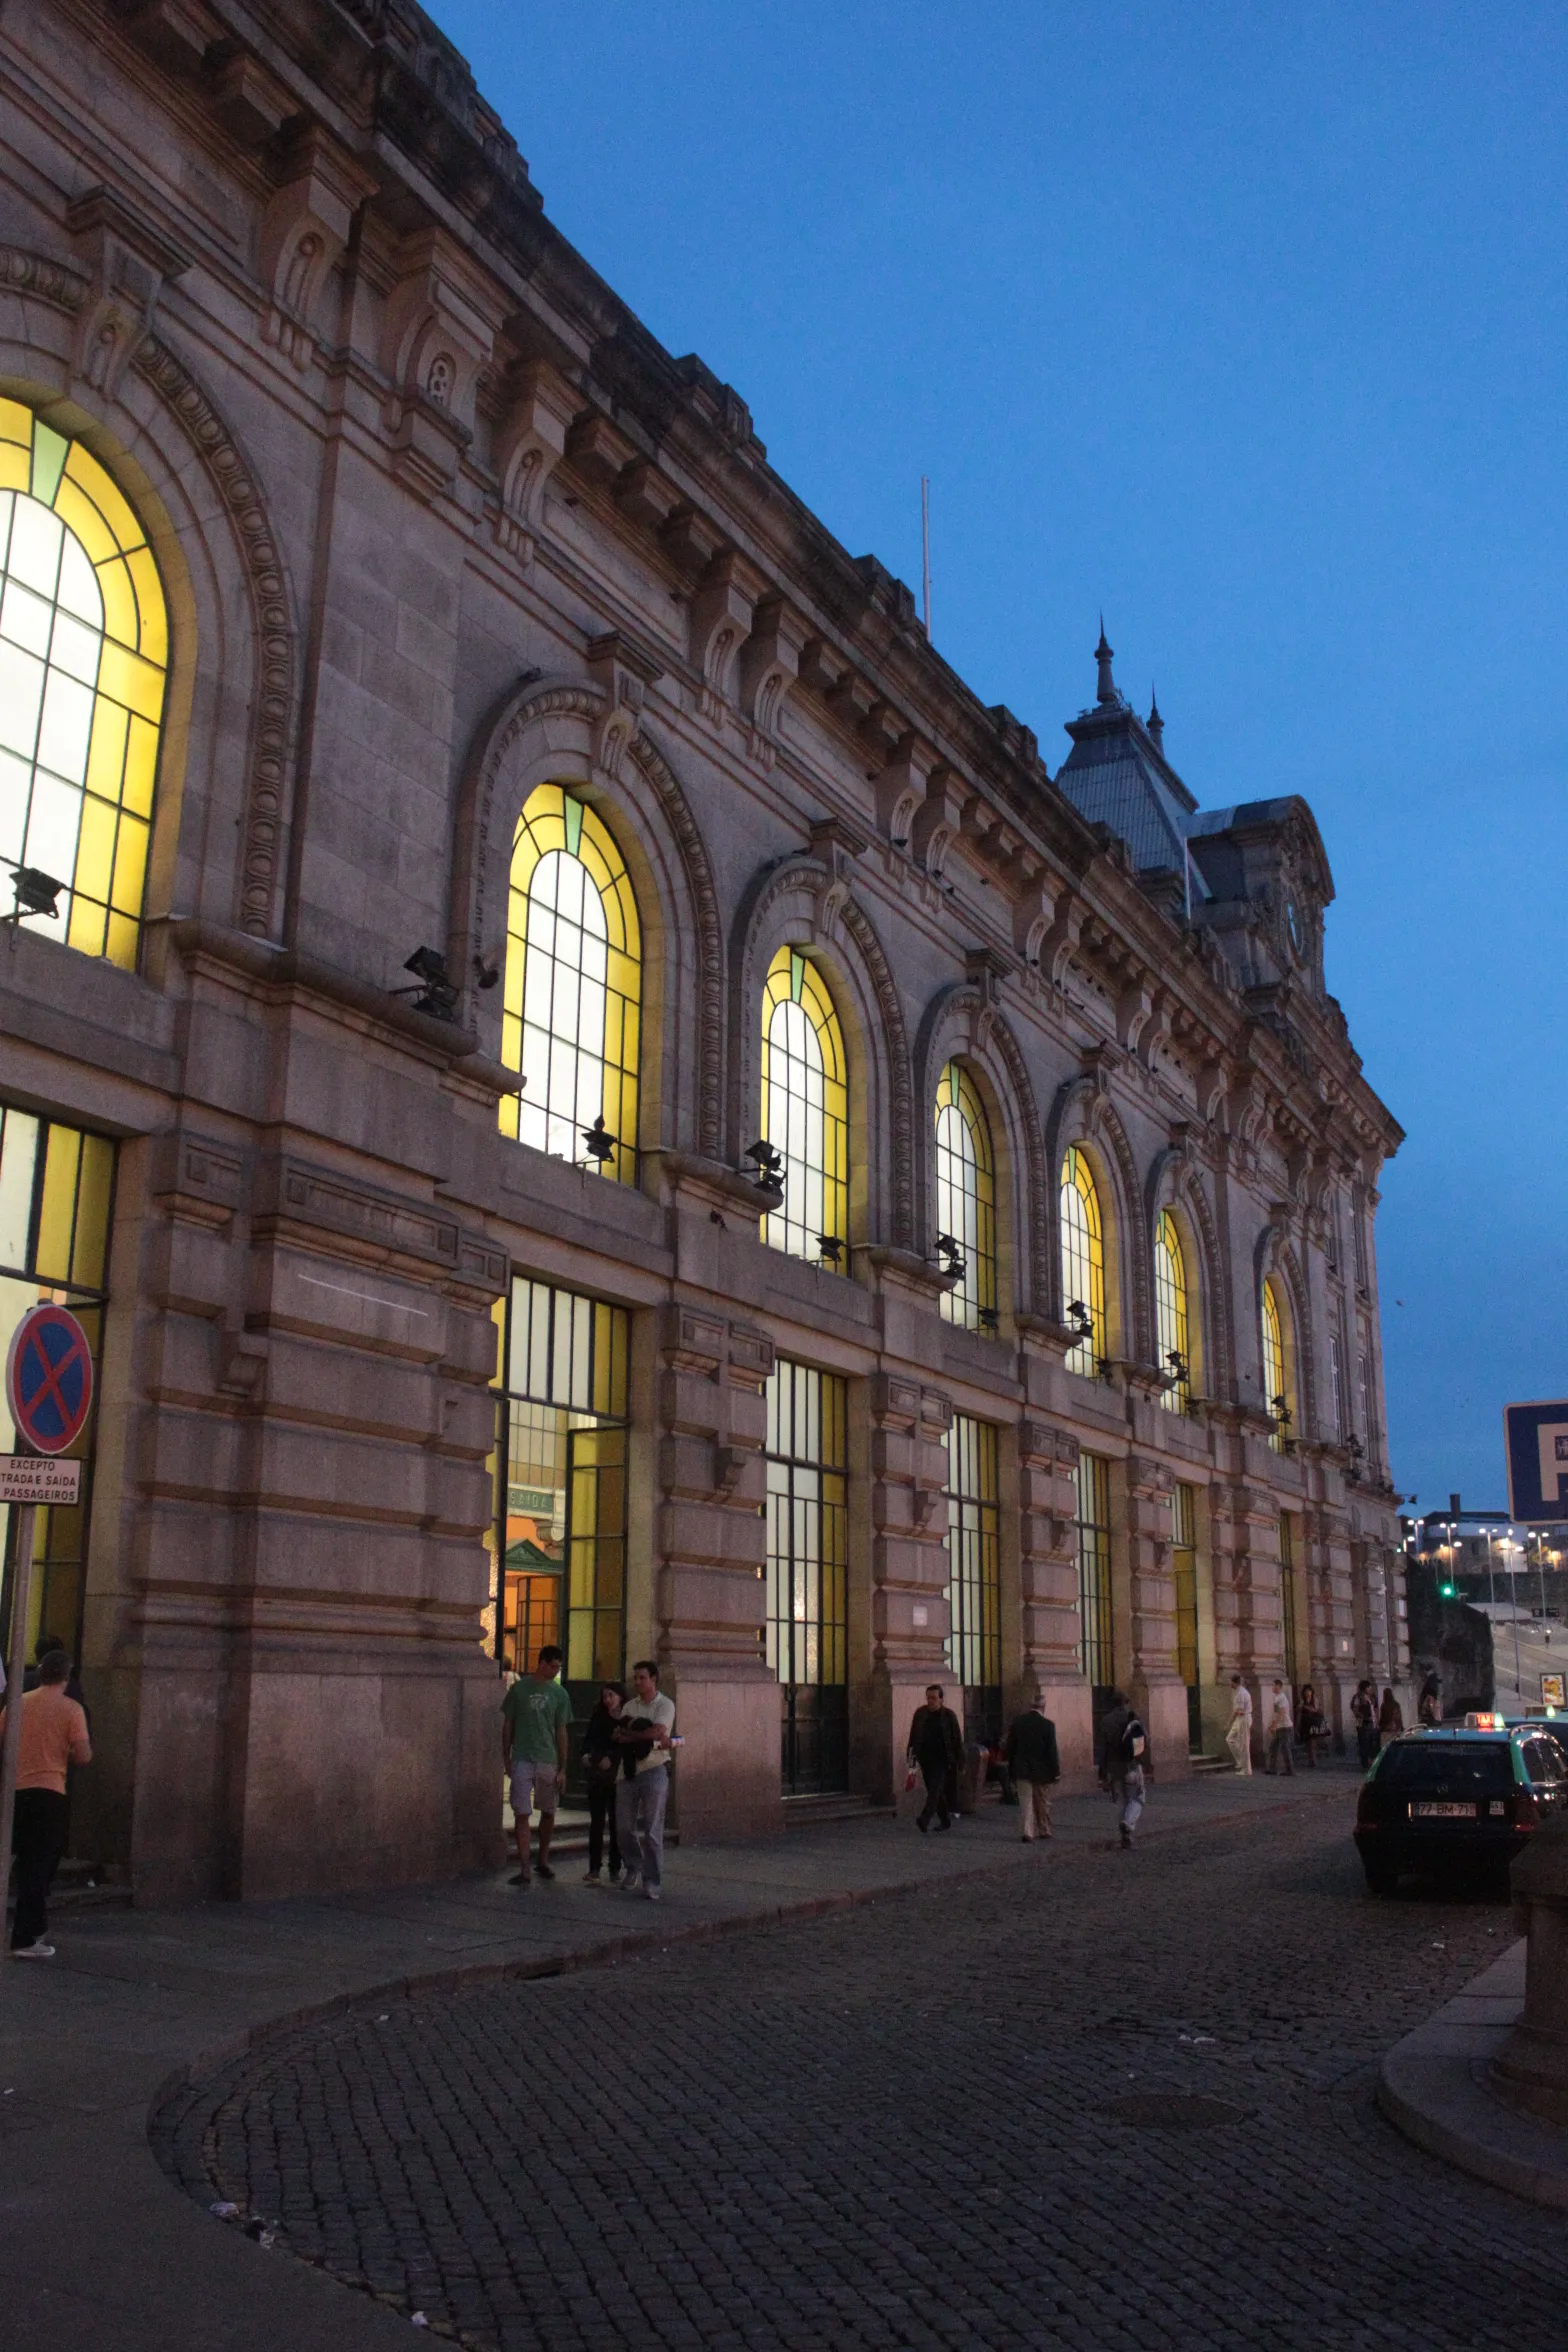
[[1003, 1689, 1060, 1842], [1097, 1688, 1149, 1850]]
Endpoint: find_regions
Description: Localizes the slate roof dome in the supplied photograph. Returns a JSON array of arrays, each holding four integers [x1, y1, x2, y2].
[[1054, 627, 1208, 898]]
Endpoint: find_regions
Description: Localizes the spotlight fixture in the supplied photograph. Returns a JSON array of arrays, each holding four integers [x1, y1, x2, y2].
[[934, 1233, 966, 1282], [7, 865, 63, 923], [473, 954, 500, 990], [816, 1235, 843, 1267], [1067, 1299, 1094, 1344], [977, 1306, 1000, 1332], [744, 1140, 783, 1179], [1166, 1349, 1188, 1383], [580, 1116, 616, 1165], [394, 946, 459, 1021]]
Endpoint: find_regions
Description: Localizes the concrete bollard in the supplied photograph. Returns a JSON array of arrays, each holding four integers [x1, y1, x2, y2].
[[1492, 1816, 1568, 2125]]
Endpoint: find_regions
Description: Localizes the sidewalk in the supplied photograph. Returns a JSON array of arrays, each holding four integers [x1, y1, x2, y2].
[[1377, 1937, 1568, 2212], [1, 1765, 1356, 2352]]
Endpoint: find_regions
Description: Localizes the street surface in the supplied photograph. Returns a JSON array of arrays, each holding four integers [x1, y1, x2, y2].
[[154, 1791, 1568, 2352]]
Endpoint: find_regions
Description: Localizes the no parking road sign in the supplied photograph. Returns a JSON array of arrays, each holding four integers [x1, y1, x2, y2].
[[5, 1301, 94, 1458], [1504, 1398, 1568, 1522]]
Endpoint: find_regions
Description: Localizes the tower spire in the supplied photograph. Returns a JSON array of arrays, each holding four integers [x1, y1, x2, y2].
[[1095, 617, 1117, 707], [1146, 684, 1164, 750]]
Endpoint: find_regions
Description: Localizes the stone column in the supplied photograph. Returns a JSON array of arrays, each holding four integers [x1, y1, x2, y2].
[[1014, 1417, 1092, 1779], [1300, 1483, 1358, 1742], [1123, 1449, 1187, 1774], [653, 1302, 780, 1841], [853, 1372, 950, 1801]]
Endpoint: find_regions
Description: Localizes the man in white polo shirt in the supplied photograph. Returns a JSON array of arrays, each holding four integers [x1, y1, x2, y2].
[[613, 1659, 675, 1902]]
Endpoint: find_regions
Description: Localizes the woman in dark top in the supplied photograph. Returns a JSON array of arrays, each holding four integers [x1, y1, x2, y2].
[[1378, 1686, 1405, 1747], [581, 1683, 626, 1886], [1295, 1682, 1328, 1766]]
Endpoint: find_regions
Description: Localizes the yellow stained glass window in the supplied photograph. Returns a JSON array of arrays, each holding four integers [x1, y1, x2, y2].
[[1060, 1145, 1105, 1375], [0, 402, 167, 968], [946, 1414, 1000, 1697], [1154, 1209, 1192, 1414], [501, 784, 641, 1183], [935, 1061, 997, 1331], [1262, 1277, 1290, 1453], [760, 945, 848, 1265]]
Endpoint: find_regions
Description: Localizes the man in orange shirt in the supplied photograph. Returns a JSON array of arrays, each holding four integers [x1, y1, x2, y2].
[[0, 1649, 91, 1958]]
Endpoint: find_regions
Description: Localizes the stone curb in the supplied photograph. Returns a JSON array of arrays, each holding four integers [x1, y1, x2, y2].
[[148, 1777, 1349, 2123], [1375, 1942, 1568, 2212]]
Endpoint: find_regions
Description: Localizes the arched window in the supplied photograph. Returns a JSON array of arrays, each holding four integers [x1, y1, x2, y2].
[[1261, 1276, 1291, 1453], [0, 402, 168, 969], [1059, 1145, 1105, 1376], [502, 784, 641, 1182], [1154, 1209, 1192, 1413], [934, 1060, 997, 1331], [760, 945, 847, 1264]]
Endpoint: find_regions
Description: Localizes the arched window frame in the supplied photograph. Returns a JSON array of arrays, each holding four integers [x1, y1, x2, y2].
[[934, 1060, 997, 1331], [1059, 1145, 1106, 1376], [0, 401, 169, 969], [501, 783, 642, 1183], [1261, 1275, 1293, 1453], [1154, 1208, 1193, 1414], [760, 944, 848, 1266]]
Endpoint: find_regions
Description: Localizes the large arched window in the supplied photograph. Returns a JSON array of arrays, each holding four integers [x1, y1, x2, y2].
[[1154, 1209, 1192, 1414], [1059, 1145, 1105, 1376], [0, 402, 168, 969], [1261, 1276, 1291, 1453], [502, 784, 641, 1183], [934, 1060, 997, 1331], [760, 945, 847, 1265]]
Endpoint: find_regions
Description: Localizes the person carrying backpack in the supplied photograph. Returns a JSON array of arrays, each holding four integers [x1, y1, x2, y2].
[[1097, 1689, 1149, 1850]]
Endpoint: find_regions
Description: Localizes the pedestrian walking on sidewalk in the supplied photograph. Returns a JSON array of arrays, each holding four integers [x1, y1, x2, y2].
[[1003, 1690, 1060, 1842], [614, 1661, 676, 1901], [502, 1644, 573, 1886], [1295, 1683, 1327, 1767], [1, 1649, 91, 1958], [1418, 1673, 1442, 1728], [1351, 1679, 1378, 1768], [907, 1685, 964, 1832], [1377, 1686, 1404, 1750], [1097, 1689, 1149, 1849], [580, 1682, 626, 1886], [1265, 1679, 1296, 1776], [1225, 1674, 1254, 1775]]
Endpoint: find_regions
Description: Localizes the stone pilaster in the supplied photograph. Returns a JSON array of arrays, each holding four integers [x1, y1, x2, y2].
[[1123, 1451, 1188, 1773], [853, 1373, 951, 1800], [653, 1303, 780, 1840], [1014, 1418, 1093, 1779], [1301, 1491, 1359, 1740]]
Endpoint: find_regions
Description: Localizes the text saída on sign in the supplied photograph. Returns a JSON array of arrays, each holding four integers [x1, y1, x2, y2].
[[0, 1455, 81, 1504]]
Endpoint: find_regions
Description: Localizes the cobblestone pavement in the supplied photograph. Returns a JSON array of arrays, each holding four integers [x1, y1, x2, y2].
[[153, 1801, 1568, 2352]]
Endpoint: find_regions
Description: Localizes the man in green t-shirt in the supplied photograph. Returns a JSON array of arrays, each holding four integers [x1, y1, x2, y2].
[[501, 1644, 573, 1885]]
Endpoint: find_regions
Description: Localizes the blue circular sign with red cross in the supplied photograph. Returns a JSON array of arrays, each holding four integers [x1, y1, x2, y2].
[[6, 1303, 94, 1456]]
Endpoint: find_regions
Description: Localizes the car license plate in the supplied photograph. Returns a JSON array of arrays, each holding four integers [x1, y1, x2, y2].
[[1410, 1801, 1476, 1818]]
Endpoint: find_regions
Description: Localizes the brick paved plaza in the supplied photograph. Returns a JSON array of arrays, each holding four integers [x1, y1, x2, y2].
[[153, 1797, 1567, 2352]]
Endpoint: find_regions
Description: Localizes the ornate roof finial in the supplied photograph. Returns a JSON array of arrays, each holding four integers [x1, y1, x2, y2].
[[1146, 684, 1163, 750], [1095, 616, 1117, 707]]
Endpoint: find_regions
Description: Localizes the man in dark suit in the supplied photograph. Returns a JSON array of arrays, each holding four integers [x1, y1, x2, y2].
[[907, 1684, 964, 1832], [1003, 1690, 1061, 1841]]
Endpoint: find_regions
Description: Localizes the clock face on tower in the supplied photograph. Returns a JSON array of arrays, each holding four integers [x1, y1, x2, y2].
[[1286, 897, 1304, 961]]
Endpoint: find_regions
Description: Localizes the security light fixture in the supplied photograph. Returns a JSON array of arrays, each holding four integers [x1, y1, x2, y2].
[[1067, 1299, 1094, 1344], [816, 1236, 843, 1267], [580, 1116, 616, 1165], [394, 946, 459, 1021], [744, 1140, 782, 1179], [1166, 1348, 1189, 1384], [7, 865, 63, 923], [977, 1306, 1000, 1333], [934, 1234, 966, 1281]]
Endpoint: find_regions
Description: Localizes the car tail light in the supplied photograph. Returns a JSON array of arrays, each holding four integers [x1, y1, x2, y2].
[[1356, 1788, 1379, 1827], [1514, 1790, 1542, 1830]]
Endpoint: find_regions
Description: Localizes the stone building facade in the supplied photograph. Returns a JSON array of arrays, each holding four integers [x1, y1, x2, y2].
[[0, 0, 1407, 1903]]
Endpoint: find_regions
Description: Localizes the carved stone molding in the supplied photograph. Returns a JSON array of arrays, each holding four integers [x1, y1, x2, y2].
[[0, 243, 299, 941]]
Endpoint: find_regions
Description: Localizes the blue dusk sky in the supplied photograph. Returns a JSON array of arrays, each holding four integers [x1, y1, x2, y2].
[[430, 0, 1568, 1514]]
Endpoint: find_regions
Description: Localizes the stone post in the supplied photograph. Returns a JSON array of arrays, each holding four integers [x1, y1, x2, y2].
[[1492, 1821, 1568, 2123]]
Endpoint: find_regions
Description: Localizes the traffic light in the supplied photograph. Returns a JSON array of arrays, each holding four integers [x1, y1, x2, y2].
[[1439, 1581, 1456, 1599]]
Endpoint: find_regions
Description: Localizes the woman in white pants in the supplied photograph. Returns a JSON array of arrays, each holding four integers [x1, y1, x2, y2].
[[1225, 1674, 1254, 1775]]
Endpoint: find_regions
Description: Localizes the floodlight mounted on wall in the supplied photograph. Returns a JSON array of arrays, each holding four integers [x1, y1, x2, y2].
[[580, 1117, 616, 1166], [6, 865, 63, 925], [392, 946, 460, 1021], [816, 1235, 843, 1267]]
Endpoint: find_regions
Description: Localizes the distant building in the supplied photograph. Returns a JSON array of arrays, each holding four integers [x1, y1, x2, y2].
[[0, 0, 1407, 1901]]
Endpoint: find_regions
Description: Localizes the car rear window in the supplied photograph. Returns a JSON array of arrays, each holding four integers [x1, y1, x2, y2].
[[1376, 1742, 1514, 1796]]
